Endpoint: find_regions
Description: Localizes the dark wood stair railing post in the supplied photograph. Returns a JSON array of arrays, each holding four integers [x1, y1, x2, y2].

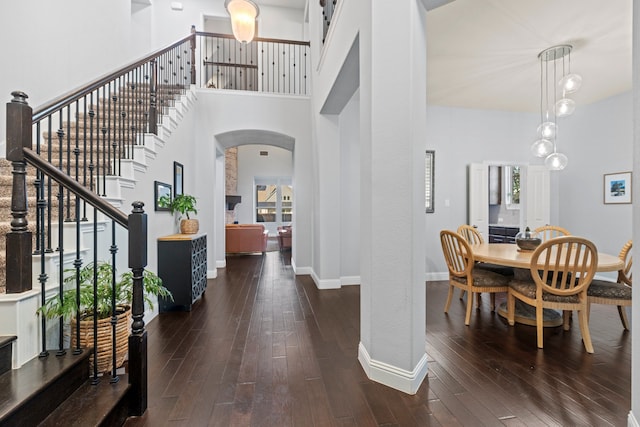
[[5, 91, 33, 293], [148, 59, 158, 136], [190, 25, 197, 85], [128, 201, 148, 416]]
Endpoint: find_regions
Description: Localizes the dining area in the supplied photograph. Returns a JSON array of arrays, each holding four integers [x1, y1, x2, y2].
[[439, 225, 632, 354]]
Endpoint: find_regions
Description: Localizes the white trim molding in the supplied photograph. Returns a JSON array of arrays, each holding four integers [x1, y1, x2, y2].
[[311, 270, 340, 290], [340, 275, 360, 286], [629, 410, 639, 427], [358, 342, 428, 395]]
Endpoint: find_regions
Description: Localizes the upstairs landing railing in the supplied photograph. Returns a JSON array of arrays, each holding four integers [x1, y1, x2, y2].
[[195, 31, 311, 95]]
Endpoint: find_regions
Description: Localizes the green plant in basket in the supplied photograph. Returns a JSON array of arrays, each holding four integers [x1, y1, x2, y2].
[[158, 193, 198, 220], [38, 261, 173, 321], [158, 193, 200, 234]]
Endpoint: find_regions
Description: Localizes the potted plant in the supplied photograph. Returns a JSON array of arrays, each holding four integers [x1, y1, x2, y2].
[[159, 193, 199, 234], [38, 262, 173, 373]]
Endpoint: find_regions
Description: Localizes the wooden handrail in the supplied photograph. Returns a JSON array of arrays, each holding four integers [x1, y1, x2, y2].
[[32, 33, 195, 123], [22, 147, 129, 228], [195, 31, 310, 46]]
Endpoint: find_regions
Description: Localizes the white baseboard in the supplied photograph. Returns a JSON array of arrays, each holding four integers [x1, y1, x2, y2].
[[629, 410, 639, 427], [358, 342, 428, 395], [291, 258, 312, 276], [341, 276, 360, 286], [216, 260, 226, 269], [426, 271, 448, 282], [311, 270, 341, 289], [207, 269, 217, 279]]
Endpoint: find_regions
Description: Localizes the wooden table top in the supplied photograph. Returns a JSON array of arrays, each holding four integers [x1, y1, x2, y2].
[[471, 243, 624, 272]]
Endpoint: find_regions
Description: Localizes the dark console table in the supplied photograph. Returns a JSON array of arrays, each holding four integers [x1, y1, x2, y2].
[[158, 233, 207, 312]]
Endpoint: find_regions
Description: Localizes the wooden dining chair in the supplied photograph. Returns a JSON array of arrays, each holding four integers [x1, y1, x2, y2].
[[457, 224, 484, 245], [506, 236, 598, 353], [534, 225, 571, 242], [587, 240, 632, 330], [440, 230, 510, 326], [456, 225, 514, 302]]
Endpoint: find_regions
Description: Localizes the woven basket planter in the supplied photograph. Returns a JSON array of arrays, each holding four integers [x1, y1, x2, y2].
[[71, 306, 130, 373], [180, 219, 199, 234]]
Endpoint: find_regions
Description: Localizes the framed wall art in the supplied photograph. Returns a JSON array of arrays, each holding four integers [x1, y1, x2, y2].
[[174, 161, 184, 196], [603, 171, 632, 204], [425, 150, 435, 213], [154, 181, 172, 211]]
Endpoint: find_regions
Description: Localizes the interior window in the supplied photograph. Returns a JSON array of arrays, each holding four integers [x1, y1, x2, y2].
[[504, 165, 520, 209]]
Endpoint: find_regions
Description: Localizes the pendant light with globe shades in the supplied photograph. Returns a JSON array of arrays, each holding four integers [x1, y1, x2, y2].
[[530, 44, 581, 171]]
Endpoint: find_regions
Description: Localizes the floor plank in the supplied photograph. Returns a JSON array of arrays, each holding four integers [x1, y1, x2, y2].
[[125, 251, 631, 426]]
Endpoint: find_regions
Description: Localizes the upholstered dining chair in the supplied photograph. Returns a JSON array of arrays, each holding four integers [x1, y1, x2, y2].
[[440, 230, 510, 326], [507, 236, 598, 353], [587, 240, 632, 330], [534, 225, 571, 242]]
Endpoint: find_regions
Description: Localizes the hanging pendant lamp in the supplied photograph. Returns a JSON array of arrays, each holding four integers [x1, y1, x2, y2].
[[225, 0, 260, 43], [530, 45, 581, 170]]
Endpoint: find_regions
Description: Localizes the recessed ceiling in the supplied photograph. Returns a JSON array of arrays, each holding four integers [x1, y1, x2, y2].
[[426, 0, 632, 112]]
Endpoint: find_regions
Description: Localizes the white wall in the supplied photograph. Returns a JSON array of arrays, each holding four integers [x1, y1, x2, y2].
[[235, 144, 293, 228], [558, 92, 633, 259], [0, 0, 148, 144], [194, 90, 312, 272], [148, 0, 306, 49], [339, 89, 360, 281]]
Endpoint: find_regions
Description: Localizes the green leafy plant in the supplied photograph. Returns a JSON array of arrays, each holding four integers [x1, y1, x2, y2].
[[38, 261, 173, 320], [158, 193, 198, 220]]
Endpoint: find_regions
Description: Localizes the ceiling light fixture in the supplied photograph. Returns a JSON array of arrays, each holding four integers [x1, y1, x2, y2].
[[530, 44, 581, 171], [225, 0, 259, 43]]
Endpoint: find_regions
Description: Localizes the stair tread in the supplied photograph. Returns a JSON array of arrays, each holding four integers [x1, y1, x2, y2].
[[40, 373, 130, 427], [0, 336, 17, 348], [0, 351, 91, 423]]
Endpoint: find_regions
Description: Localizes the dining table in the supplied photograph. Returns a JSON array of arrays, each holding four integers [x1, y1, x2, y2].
[[471, 243, 624, 327]]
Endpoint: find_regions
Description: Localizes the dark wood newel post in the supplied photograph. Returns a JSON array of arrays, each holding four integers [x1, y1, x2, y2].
[[128, 201, 148, 416], [6, 91, 33, 293], [148, 60, 158, 136], [190, 25, 196, 85]]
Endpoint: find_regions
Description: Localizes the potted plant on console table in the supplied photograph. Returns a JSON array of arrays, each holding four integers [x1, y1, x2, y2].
[[159, 193, 199, 234], [38, 262, 172, 373]]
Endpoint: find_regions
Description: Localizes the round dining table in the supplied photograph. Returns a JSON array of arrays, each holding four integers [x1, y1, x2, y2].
[[471, 243, 624, 272], [470, 243, 624, 327]]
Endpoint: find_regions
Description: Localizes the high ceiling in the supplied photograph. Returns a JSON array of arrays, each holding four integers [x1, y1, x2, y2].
[[251, 0, 632, 112], [426, 0, 632, 112], [258, 0, 307, 10]]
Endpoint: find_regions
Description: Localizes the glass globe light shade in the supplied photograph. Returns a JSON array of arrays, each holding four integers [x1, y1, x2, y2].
[[225, 0, 259, 43], [537, 121, 557, 139], [555, 98, 576, 117], [545, 152, 568, 170], [558, 73, 582, 94], [531, 139, 554, 157]]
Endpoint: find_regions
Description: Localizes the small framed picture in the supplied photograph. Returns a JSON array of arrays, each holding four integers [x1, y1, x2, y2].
[[425, 150, 435, 213], [154, 181, 172, 211], [603, 172, 632, 204], [174, 161, 184, 196]]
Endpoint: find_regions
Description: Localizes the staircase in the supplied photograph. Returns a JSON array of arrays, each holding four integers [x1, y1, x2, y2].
[[0, 74, 196, 425]]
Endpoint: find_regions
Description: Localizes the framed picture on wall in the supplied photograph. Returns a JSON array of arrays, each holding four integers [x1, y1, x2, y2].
[[425, 150, 435, 213], [604, 171, 632, 204], [174, 162, 184, 196], [154, 181, 172, 211]]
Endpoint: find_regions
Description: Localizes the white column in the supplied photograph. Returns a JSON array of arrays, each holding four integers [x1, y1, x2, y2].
[[358, 0, 428, 394]]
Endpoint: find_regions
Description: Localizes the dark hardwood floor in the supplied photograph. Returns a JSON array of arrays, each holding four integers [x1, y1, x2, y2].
[[124, 251, 631, 426]]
